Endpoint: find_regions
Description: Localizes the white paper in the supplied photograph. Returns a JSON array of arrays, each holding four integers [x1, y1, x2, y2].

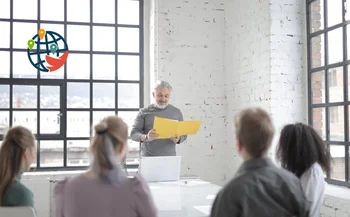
[[206, 194, 216, 200], [193, 205, 212, 215]]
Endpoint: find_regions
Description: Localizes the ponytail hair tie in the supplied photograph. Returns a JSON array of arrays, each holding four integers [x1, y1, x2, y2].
[[97, 128, 108, 135]]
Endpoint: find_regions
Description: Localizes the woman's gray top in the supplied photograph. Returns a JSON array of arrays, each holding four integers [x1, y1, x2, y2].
[[54, 174, 157, 217]]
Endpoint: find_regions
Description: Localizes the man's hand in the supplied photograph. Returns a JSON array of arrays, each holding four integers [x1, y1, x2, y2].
[[170, 134, 180, 143], [147, 129, 159, 141]]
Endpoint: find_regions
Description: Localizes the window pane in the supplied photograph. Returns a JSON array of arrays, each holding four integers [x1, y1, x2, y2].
[[327, 0, 342, 27], [118, 55, 140, 80], [328, 28, 343, 65], [67, 25, 90, 51], [0, 51, 10, 78], [118, 0, 139, 25], [67, 0, 89, 22], [347, 26, 350, 60], [0, 0, 10, 19], [329, 106, 344, 141], [347, 0, 350, 21], [0, 111, 10, 135], [39, 23, 64, 37], [13, 22, 37, 49], [40, 70, 64, 79], [0, 22, 10, 48], [93, 83, 115, 108], [330, 145, 345, 181], [67, 140, 90, 166], [310, 0, 324, 33], [13, 51, 38, 78], [40, 86, 60, 109], [118, 28, 139, 53], [13, 111, 37, 134], [67, 82, 90, 108], [0, 85, 9, 108], [67, 111, 90, 137], [311, 34, 325, 68], [311, 71, 325, 104], [93, 111, 116, 128], [92, 54, 115, 80], [313, 107, 326, 140], [93, 26, 115, 52], [41, 0, 64, 21], [13, 85, 37, 108], [13, 0, 37, 20], [67, 54, 90, 79], [328, 67, 343, 103], [40, 140, 63, 167], [93, 0, 115, 23], [40, 111, 60, 134], [118, 83, 139, 108], [118, 111, 138, 130]]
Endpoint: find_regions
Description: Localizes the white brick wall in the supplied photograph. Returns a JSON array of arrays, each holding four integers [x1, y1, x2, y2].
[[224, 0, 272, 179], [151, 0, 228, 185], [269, 0, 308, 158], [223, 0, 307, 175]]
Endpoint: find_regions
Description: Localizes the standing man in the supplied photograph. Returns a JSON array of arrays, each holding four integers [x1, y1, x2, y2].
[[130, 80, 187, 156]]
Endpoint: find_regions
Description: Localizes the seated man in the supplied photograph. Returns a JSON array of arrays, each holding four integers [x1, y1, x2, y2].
[[210, 107, 310, 217]]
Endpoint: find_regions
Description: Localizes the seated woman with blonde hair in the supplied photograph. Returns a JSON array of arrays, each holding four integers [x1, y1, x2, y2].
[[0, 126, 36, 207], [55, 116, 157, 217]]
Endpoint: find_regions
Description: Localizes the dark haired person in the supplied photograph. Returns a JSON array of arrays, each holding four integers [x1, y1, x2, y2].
[[210, 107, 310, 217], [277, 123, 331, 217]]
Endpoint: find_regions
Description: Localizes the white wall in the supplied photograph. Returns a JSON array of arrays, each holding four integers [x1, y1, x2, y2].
[[224, 0, 272, 179], [223, 0, 307, 178], [269, 0, 308, 158], [150, 0, 228, 185]]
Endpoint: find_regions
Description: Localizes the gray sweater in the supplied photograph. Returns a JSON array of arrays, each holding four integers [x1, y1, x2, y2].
[[130, 104, 187, 156]]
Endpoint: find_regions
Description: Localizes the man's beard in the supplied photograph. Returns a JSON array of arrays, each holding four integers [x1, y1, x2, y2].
[[155, 102, 168, 109]]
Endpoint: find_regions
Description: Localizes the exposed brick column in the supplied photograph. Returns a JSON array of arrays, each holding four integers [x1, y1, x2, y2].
[[310, 0, 324, 138]]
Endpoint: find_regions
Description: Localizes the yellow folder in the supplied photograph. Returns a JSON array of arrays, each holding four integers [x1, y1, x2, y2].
[[153, 116, 202, 139]]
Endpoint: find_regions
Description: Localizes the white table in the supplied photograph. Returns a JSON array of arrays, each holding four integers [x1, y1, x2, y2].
[[148, 179, 221, 217]]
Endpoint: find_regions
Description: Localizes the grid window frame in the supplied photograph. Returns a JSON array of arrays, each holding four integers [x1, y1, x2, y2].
[[307, 0, 350, 187], [0, 0, 144, 171]]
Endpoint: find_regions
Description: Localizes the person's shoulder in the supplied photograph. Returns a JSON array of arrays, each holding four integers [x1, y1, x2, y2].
[[300, 162, 325, 186], [142, 104, 156, 111], [273, 165, 301, 182], [5, 180, 34, 206], [8, 180, 33, 197], [167, 104, 182, 113], [218, 175, 248, 198], [128, 174, 150, 193], [54, 174, 85, 195]]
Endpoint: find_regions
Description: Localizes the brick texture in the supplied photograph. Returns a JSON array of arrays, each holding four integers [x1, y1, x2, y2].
[[151, 0, 228, 185]]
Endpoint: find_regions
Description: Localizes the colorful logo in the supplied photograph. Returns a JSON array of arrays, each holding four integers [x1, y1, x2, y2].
[[27, 29, 69, 72]]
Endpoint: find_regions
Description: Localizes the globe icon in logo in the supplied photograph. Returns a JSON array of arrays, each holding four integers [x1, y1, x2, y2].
[[27, 29, 69, 72]]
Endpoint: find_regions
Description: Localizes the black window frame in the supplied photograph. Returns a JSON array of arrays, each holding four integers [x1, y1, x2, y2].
[[0, 0, 144, 171], [307, 0, 350, 187]]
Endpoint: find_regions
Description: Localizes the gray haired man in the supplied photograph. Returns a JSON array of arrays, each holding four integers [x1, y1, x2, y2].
[[130, 81, 187, 156]]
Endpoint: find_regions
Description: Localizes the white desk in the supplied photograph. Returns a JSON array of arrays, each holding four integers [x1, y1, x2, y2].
[[149, 179, 221, 217]]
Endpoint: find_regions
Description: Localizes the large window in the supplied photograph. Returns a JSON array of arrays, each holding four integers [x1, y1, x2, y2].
[[0, 0, 143, 170], [307, 0, 350, 186]]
